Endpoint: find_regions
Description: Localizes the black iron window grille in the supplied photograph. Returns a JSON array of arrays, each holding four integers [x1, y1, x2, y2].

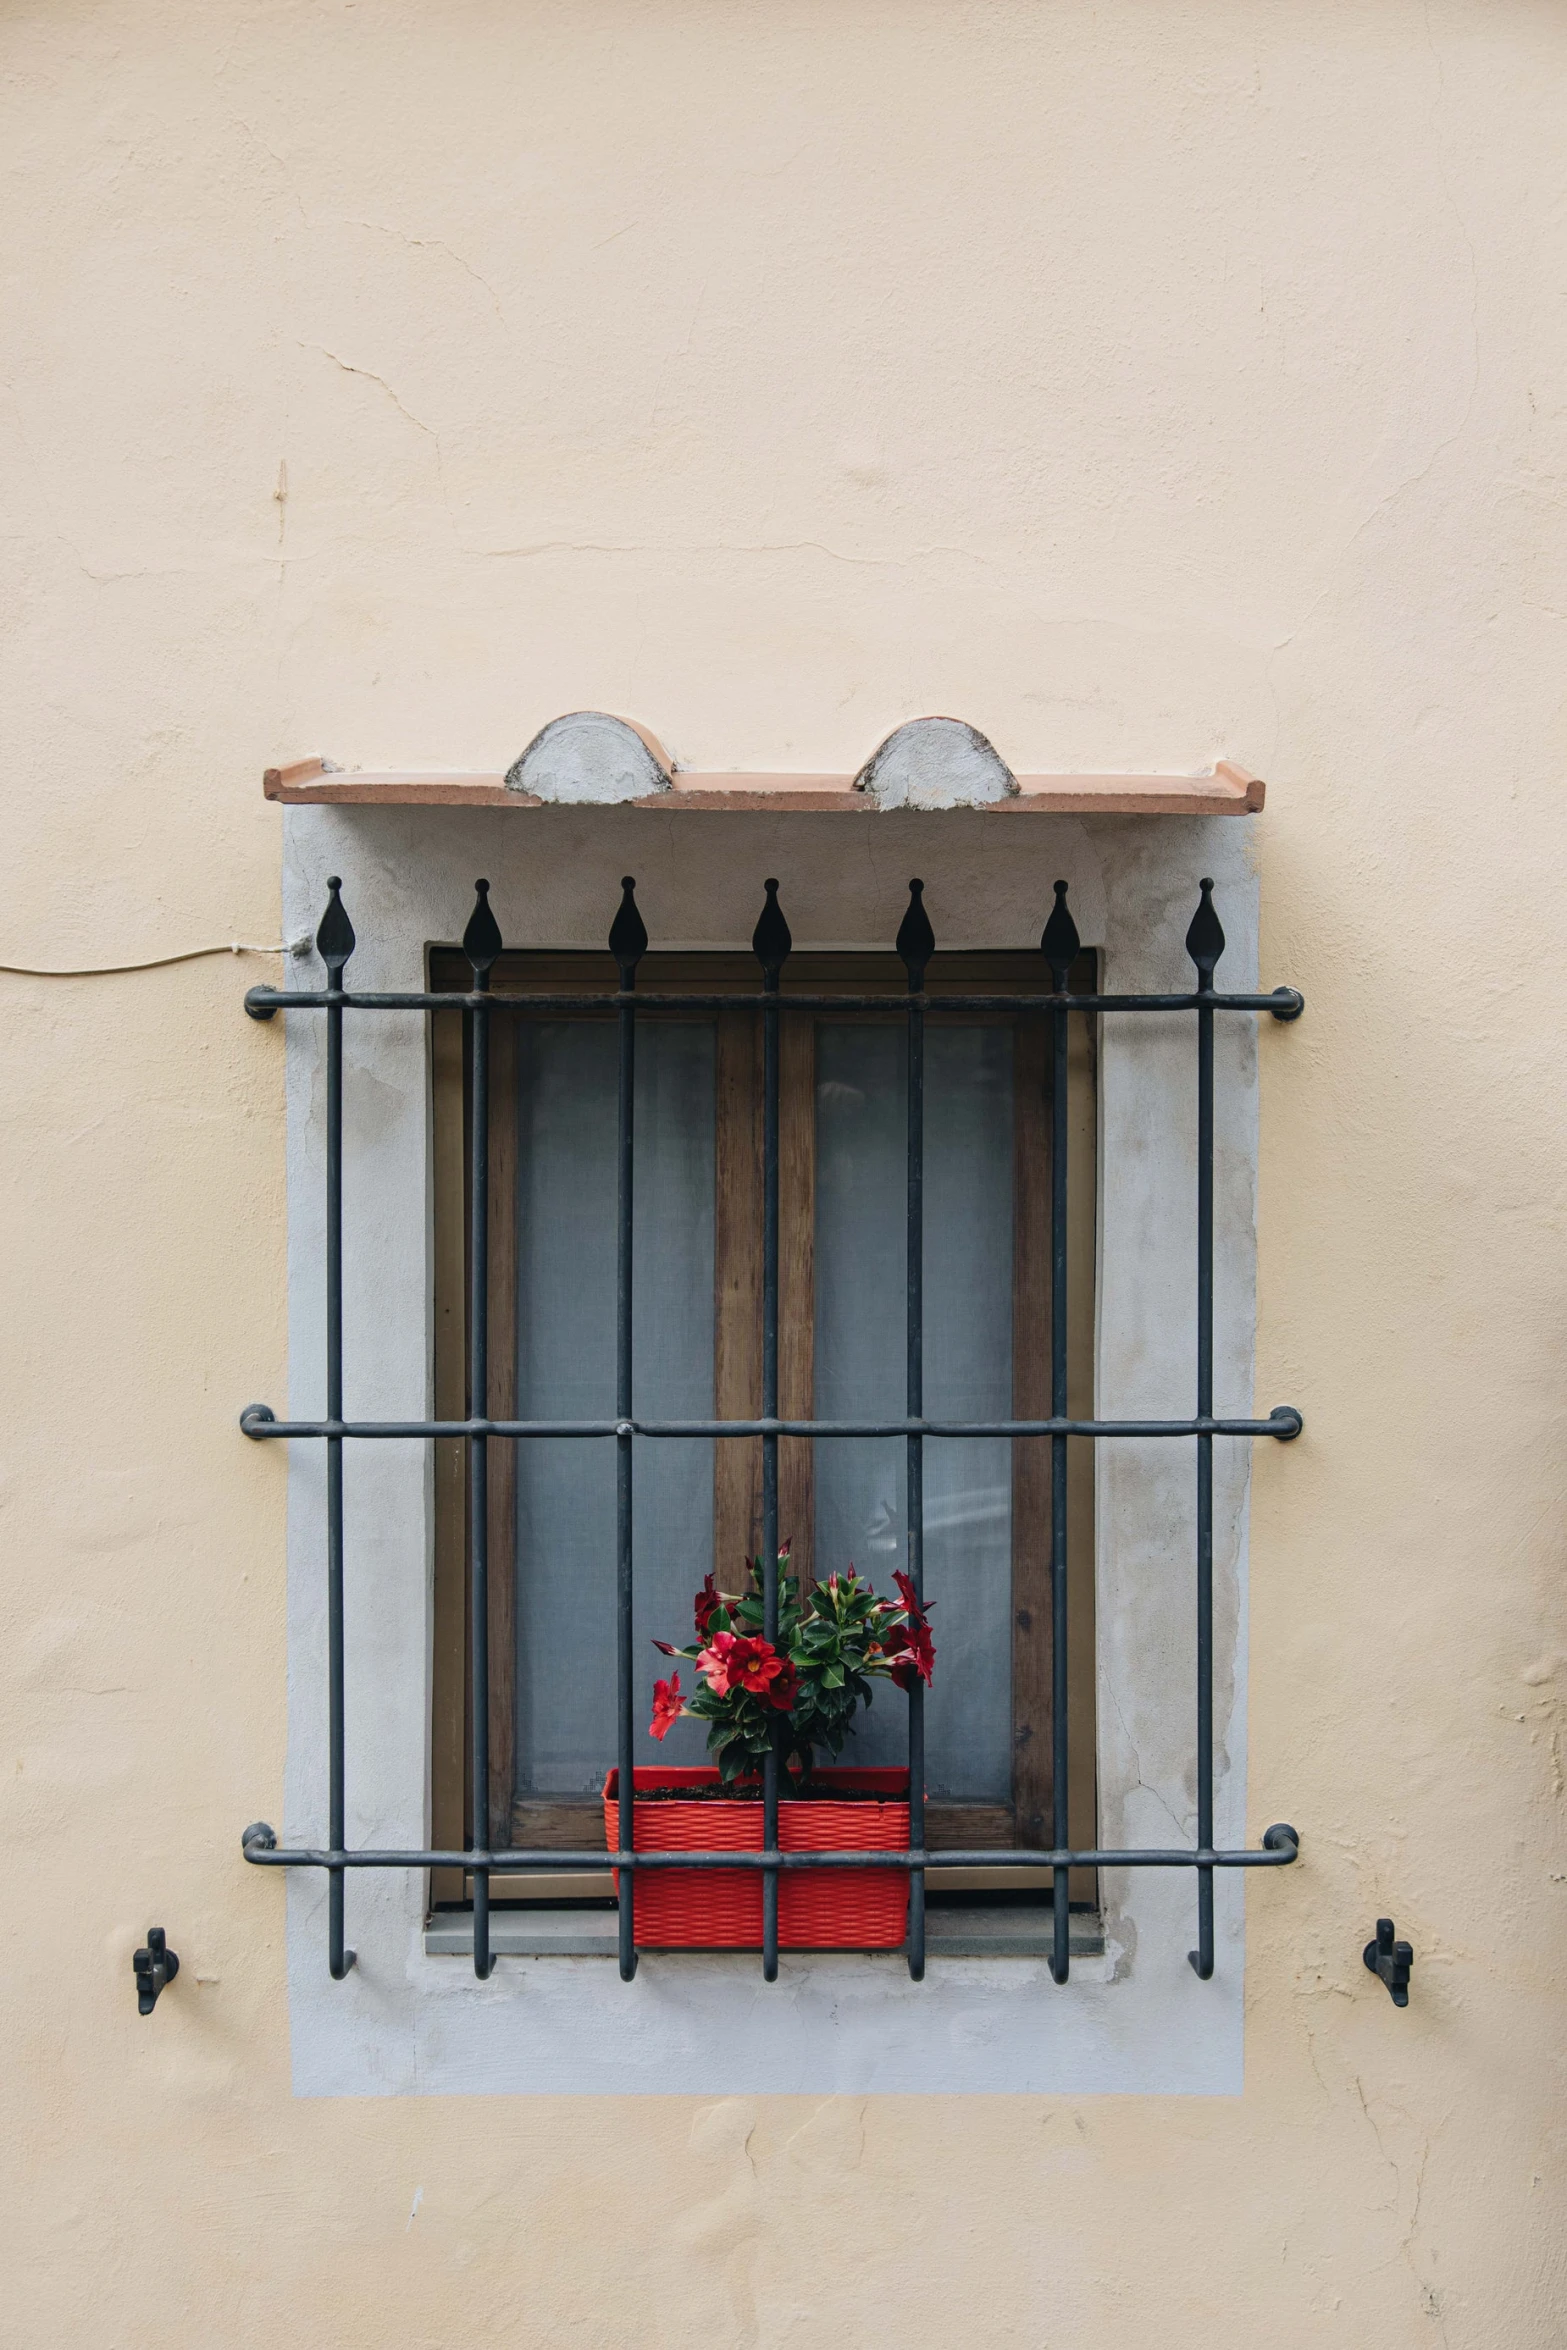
[[240, 870, 1304, 1987]]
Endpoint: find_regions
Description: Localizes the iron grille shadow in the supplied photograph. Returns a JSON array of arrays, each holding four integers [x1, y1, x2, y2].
[[241, 871, 1304, 1983]]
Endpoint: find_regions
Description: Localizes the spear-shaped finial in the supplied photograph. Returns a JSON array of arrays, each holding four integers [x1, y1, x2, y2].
[[752, 878, 792, 991], [609, 875, 648, 986], [1041, 879, 1080, 991], [1185, 877, 1224, 987], [463, 878, 503, 984], [896, 878, 936, 994], [316, 876, 356, 974]]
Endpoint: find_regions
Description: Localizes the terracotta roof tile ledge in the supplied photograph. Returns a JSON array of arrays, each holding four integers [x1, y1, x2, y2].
[[264, 713, 1264, 817]]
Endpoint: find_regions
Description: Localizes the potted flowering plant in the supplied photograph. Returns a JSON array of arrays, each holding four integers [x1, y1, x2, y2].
[[603, 1551, 935, 1950]]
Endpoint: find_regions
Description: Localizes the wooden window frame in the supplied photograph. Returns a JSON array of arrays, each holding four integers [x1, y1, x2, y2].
[[430, 948, 1097, 1906]]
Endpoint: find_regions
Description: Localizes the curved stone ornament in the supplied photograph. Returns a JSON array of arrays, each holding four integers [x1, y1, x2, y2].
[[855, 716, 1018, 810], [505, 711, 672, 804]]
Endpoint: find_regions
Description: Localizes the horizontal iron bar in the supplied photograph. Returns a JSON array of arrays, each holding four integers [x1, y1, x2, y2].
[[242, 1832, 1299, 1872], [240, 1404, 1303, 1442], [246, 986, 1304, 1019]]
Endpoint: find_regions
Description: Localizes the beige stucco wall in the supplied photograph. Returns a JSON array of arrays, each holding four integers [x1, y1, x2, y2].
[[3, 0, 1564, 2341]]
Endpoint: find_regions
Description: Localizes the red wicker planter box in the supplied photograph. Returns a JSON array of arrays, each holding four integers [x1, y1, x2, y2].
[[603, 1765, 911, 1950]]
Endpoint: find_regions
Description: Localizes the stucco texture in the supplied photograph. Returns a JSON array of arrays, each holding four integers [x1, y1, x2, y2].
[[1, 1, 1563, 2344]]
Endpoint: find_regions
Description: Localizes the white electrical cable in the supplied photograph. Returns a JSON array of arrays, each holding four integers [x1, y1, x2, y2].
[[0, 938, 311, 977]]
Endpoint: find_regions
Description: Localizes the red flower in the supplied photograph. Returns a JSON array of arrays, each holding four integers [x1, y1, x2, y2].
[[693, 1573, 721, 1637], [888, 1572, 936, 1691], [889, 1636, 933, 1693], [696, 1632, 739, 1695], [732, 1636, 789, 1695], [649, 1674, 684, 1741], [697, 1630, 790, 1699], [765, 1658, 799, 1712]]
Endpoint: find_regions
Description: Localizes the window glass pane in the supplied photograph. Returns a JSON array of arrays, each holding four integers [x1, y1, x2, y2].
[[813, 1023, 1014, 1800], [513, 1020, 716, 1793]]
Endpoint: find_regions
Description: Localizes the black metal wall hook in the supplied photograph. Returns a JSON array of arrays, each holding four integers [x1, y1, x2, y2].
[[133, 1927, 179, 2015], [1364, 1917, 1414, 2006]]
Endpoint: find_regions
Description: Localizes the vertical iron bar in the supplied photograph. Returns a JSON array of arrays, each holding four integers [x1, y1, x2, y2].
[[1042, 881, 1079, 1986], [1049, 996, 1070, 1984], [753, 880, 791, 1984], [897, 881, 933, 1982], [610, 879, 648, 1984], [325, 934, 351, 1978], [469, 988, 493, 1978], [1194, 995, 1215, 1975], [1187, 879, 1223, 1978], [465, 882, 501, 1980], [906, 994, 925, 1980], [761, 982, 781, 1982], [617, 980, 638, 1979]]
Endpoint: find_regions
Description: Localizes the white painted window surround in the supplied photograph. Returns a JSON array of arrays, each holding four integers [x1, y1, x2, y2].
[[279, 805, 1264, 2096]]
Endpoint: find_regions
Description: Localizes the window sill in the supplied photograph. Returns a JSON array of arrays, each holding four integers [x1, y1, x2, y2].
[[424, 1906, 1105, 1961]]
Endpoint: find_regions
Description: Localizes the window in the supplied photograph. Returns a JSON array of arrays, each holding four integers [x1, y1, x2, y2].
[[428, 943, 1099, 1916], [241, 858, 1302, 2010]]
